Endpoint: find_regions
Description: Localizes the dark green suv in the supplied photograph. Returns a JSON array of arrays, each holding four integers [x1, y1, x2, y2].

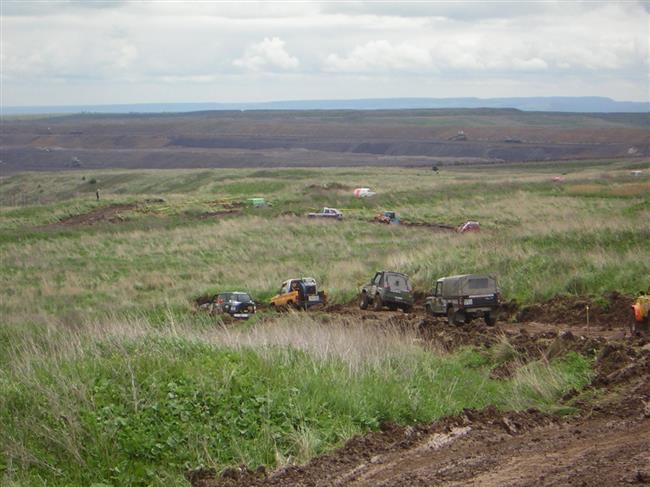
[[425, 274, 500, 325], [360, 271, 414, 312]]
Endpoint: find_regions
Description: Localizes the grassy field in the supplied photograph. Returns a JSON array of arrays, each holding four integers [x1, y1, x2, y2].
[[1, 159, 649, 485]]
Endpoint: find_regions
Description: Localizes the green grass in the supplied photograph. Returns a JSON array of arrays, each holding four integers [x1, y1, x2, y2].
[[0, 161, 647, 485], [0, 318, 593, 486]]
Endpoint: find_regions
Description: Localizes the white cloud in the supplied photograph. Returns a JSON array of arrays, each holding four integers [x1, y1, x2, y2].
[[325, 40, 432, 72], [233, 37, 299, 71], [1, 1, 648, 104]]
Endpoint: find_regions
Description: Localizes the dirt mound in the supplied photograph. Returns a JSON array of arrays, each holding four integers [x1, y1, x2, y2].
[[516, 292, 634, 328], [48, 203, 136, 227]]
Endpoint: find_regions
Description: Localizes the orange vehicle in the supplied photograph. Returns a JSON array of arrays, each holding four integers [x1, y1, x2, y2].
[[631, 288, 650, 334], [270, 278, 327, 310]]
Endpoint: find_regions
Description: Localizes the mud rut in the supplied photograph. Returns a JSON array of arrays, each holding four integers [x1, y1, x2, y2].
[[190, 302, 650, 487]]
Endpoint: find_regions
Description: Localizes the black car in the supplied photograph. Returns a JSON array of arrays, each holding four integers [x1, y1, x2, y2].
[[360, 271, 414, 312], [215, 292, 256, 319]]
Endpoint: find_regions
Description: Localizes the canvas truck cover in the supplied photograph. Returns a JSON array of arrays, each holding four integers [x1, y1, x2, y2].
[[442, 274, 497, 296]]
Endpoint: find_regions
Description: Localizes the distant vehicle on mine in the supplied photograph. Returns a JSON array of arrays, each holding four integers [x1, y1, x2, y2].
[[247, 197, 270, 207], [426, 274, 500, 326], [270, 277, 327, 310], [457, 221, 480, 233], [308, 207, 343, 220], [360, 271, 414, 313], [353, 187, 376, 198], [374, 211, 400, 224]]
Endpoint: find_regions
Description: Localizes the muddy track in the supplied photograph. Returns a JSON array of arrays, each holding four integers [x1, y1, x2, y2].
[[190, 311, 650, 487], [38, 203, 138, 228]]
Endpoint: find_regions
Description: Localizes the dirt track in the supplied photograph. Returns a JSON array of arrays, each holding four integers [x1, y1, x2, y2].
[[190, 309, 650, 487]]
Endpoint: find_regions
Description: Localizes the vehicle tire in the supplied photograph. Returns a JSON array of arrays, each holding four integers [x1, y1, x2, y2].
[[360, 293, 369, 310], [447, 307, 456, 325], [373, 295, 383, 311], [485, 313, 497, 326], [403, 305, 413, 314], [388, 304, 398, 311]]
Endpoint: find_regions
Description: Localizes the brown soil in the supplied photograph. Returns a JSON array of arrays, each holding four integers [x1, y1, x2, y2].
[[191, 321, 650, 487], [43, 203, 137, 227], [3, 110, 648, 173], [516, 292, 634, 328]]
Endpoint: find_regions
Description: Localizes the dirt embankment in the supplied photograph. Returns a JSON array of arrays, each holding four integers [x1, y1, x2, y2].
[[190, 326, 650, 487], [516, 292, 634, 328]]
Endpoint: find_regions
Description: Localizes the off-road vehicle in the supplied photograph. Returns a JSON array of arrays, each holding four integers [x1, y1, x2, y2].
[[360, 271, 414, 312], [214, 292, 256, 319], [374, 211, 400, 224], [425, 274, 500, 325], [270, 277, 327, 310], [307, 207, 343, 220]]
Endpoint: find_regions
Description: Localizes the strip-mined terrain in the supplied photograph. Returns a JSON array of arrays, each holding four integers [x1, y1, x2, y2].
[[1, 109, 648, 173]]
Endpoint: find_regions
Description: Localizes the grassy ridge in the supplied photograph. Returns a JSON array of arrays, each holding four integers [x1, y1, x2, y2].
[[0, 318, 592, 486]]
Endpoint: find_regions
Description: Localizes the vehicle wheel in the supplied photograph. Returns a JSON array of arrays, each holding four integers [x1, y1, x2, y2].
[[359, 293, 369, 310], [485, 313, 497, 326], [373, 295, 383, 311], [388, 304, 398, 311], [447, 307, 455, 325], [403, 305, 413, 314]]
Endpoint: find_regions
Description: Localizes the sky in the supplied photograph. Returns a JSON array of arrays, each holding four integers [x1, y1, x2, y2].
[[1, 1, 649, 106]]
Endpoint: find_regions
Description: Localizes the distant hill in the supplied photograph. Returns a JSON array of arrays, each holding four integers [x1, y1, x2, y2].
[[4, 96, 649, 115]]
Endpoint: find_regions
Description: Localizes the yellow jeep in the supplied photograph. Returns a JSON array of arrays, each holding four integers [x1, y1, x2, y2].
[[270, 278, 326, 310]]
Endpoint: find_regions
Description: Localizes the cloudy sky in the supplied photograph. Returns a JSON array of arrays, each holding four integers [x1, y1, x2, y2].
[[2, 1, 649, 106]]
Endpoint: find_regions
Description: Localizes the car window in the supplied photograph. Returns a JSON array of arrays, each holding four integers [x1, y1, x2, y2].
[[468, 278, 490, 290], [233, 293, 251, 302], [373, 273, 382, 285], [435, 282, 442, 296], [386, 273, 411, 291]]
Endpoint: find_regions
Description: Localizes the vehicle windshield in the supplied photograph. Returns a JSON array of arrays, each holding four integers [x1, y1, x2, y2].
[[232, 293, 252, 302], [386, 273, 411, 291]]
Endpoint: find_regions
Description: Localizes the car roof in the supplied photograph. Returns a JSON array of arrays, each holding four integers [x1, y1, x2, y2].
[[437, 274, 494, 281]]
